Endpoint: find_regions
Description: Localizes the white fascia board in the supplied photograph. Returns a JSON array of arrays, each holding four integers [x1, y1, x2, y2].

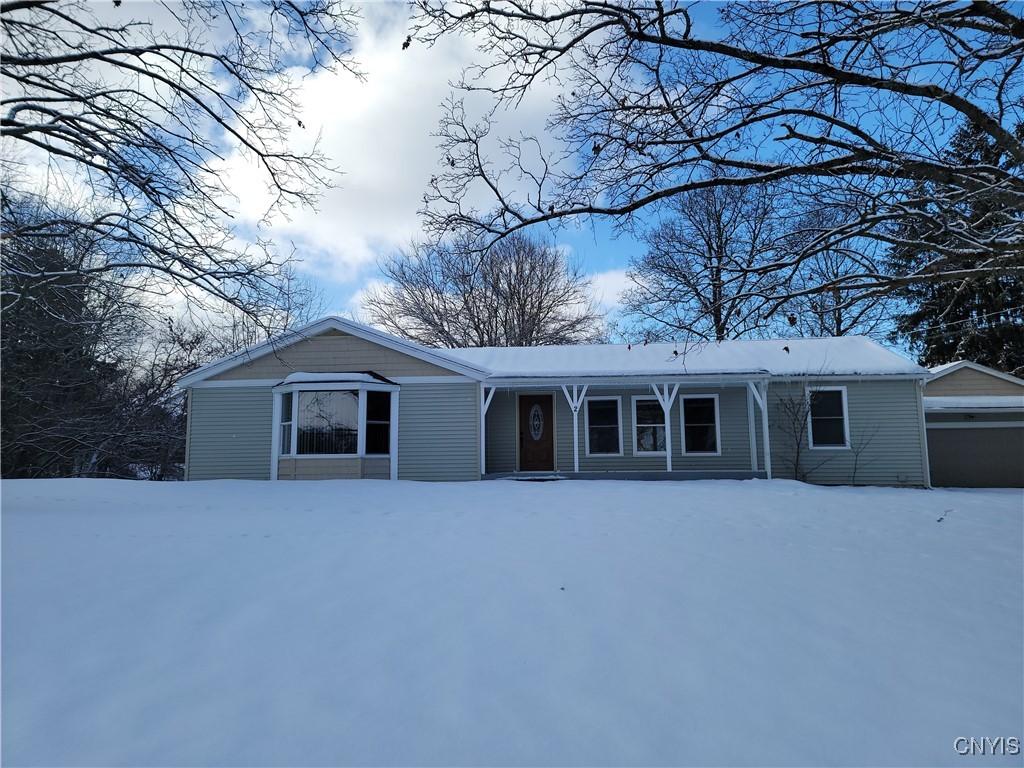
[[481, 373, 771, 388], [175, 316, 490, 388]]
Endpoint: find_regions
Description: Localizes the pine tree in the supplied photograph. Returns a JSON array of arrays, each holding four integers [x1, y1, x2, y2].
[[889, 122, 1024, 376]]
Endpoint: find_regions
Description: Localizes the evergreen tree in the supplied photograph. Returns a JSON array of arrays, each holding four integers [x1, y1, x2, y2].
[[890, 122, 1024, 376]]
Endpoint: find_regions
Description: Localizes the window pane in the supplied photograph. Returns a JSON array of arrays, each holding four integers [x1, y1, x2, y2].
[[685, 424, 717, 453], [587, 400, 618, 427], [366, 423, 389, 455], [280, 392, 293, 422], [297, 390, 358, 454], [810, 390, 844, 418], [811, 417, 846, 446], [589, 425, 619, 454], [280, 424, 292, 455], [366, 391, 391, 422], [684, 398, 715, 425], [636, 424, 666, 452], [635, 400, 663, 426]]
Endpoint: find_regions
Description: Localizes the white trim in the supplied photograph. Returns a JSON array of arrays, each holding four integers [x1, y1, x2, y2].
[[928, 360, 1024, 387], [192, 378, 282, 389], [746, 386, 758, 472], [560, 384, 589, 473], [485, 374, 768, 388], [650, 383, 680, 471], [356, 390, 367, 456], [806, 385, 851, 450], [631, 396, 667, 456], [916, 380, 932, 489], [389, 390, 400, 480], [583, 396, 623, 457], [270, 390, 282, 480], [926, 420, 1024, 429], [274, 385, 398, 464], [748, 381, 773, 480], [175, 316, 489, 388], [480, 385, 496, 476], [290, 390, 298, 455], [679, 393, 723, 456], [273, 381, 399, 394], [391, 375, 473, 384]]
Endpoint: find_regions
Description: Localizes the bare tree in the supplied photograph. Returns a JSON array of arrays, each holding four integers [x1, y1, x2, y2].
[[363, 232, 606, 347], [622, 180, 787, 341], [1, 0, 359, 323], [413, 1, 1024, 319], [780, 205, 893, 338]]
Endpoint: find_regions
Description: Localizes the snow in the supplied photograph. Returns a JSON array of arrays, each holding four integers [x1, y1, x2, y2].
[[924, 395, 1024, 411], [280, 371, 383, 384], [443, 336, 926, 378], [3, 479, 1021, 766]]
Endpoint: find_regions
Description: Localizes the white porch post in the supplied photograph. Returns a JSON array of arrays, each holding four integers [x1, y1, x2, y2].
[[389, 390, 400, 480], [270, 391, 281, 481], [651, 383, 680, 472], [479, 384, 496, 477], [747, 381, 772, 480], [560, 384, 588, 473], [746, 385, 758, 472]]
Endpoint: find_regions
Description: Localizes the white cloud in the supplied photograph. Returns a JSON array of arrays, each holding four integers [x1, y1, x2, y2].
[[220, 4, 559, 294], [589, 268, 631, 311]]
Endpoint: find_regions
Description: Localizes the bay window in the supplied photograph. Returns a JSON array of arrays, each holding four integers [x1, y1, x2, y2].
[[298, 390, 359, 454], [365, 391, 391, 455], [274, 383, 396, 459]]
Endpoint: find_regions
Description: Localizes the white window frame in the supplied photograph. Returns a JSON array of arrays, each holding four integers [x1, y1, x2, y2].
[[584, 396, 623, 457], [632, 395, 667, 456], [806, 385, 850, 450], [272, 382, 399, 460], [680, 393, 722, 456]]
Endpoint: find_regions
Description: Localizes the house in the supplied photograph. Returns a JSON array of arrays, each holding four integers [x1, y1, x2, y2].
[[923, 361, 1024, 488], [177, 316, 932, 485]]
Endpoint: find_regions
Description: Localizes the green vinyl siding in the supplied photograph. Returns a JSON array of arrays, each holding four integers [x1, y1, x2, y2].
[[766, 379, 927, 486], [187, 387, 273, 480], [398, 382, 480, 481]]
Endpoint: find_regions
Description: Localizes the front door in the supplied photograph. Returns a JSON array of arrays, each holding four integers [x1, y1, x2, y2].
[[519, 394, 554, 471]]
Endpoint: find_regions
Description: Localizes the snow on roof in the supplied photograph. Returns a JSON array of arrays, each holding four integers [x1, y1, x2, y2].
[[442, 336, 925, 378], [280, 372, 388, 385], [923, 395, 1024, 411]]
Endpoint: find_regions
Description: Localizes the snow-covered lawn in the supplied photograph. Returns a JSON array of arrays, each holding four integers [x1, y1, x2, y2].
[[2, 479, 1021, 767]]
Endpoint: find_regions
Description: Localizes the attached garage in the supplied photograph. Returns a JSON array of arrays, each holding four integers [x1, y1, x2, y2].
[[924, 362, 1024, 488]]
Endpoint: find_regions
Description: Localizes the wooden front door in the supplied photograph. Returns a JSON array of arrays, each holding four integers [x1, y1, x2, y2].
[[519, 394, 554, 471]]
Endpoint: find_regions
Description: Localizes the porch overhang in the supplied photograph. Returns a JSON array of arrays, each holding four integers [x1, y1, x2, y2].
[[478, 373, 775, 480], [480, 372, 770, 388]]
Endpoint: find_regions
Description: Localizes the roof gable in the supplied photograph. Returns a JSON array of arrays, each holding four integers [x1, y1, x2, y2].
[[176, 317, 488, 387], [926, 361, 1024, 396]]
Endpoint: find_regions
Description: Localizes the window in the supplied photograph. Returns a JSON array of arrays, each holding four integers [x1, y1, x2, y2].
[[632, 397, 666, 454], [585, 397, 622, 455], [808, 387, 849, 449], [681, 395, 720, 455], [297, 390, 358, 454], [275, 385, 398, 460], [279, 392, 294, 455], [365, 391, 391, 455]]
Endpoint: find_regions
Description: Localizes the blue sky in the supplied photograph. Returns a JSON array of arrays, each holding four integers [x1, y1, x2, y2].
[[221, 2, 722, 322]]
